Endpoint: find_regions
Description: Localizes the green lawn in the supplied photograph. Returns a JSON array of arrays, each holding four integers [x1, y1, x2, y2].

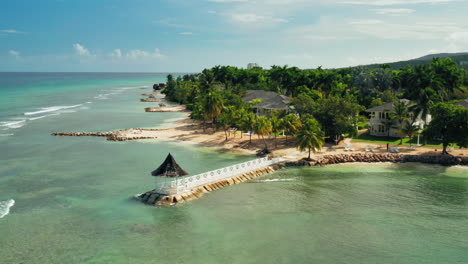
[[352, 133, 449, 148]]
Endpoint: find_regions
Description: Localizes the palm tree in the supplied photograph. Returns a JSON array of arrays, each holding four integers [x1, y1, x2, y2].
[[296, 118, 324, 160], [391, 100, 409, 144], [255, 116, 273, 150], [410, 87, 433, 144], [283, 113, 302, 143], [401, 119, 420, 144], [241, 112, 256, 143], [270, 111, 284, 148], [204, 90, 224, 128]]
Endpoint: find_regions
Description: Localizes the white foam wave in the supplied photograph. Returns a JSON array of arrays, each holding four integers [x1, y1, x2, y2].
[[0, 199, 15, 219], [24, 104, 83, 116], [0, 133, 14, 137], [94, 94, 111, 100], [252, 178, 296, 183], [0, 120, 26, 129], [28, 113, 60, 121]]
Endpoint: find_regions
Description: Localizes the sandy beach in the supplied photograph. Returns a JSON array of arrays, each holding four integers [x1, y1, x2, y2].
[[113, 111, 466, 159]]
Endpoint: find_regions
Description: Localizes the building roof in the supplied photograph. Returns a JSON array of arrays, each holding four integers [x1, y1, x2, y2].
[[151, 153, 189, 177], [365, 99, 411, 112], [242, 90, 291, 110], [454, 99, 468, 108]]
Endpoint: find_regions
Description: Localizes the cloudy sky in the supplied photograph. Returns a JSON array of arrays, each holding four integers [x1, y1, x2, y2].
[[1, 0, 467, 72]]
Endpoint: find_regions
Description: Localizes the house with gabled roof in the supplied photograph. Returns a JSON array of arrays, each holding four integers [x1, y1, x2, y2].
[[365, 99, 430, 137]]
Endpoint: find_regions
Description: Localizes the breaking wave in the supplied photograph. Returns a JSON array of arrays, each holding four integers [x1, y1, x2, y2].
[[0, 120, 26, 130], [0, 199, 15, 219], [251, 178, 297, 183], [24, 104, 84, 116]]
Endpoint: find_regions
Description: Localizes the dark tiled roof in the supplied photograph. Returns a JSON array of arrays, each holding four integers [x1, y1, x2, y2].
[[242, 90, 291, 110], [455, 99, 468, 108], [365, 99, 411, 112], [151, 153, 189, 177]]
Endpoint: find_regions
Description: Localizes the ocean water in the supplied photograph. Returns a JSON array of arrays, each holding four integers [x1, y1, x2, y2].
[[1, 73, 468, 264]]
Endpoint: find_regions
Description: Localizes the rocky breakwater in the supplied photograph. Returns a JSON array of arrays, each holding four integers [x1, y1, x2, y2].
[[140, 98, 167, 102], [53, 128, 160, 142], [137, 166, 276, 206], [145, 105, 187, 112], [281, 153, 468, 167]]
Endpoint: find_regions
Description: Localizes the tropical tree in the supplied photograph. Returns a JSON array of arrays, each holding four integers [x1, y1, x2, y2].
[[296, 118, 325, 160], [424, 103, 468, 154], [401, 119, 420, 144], [270, 111, 284, 148], [391, 100, 410, 144], [241, 112, 257, 143], [204, 90, 224, 127], [255, 116, 273, 151], [283, 113, 302, 143], [216, 108, 235, 141]]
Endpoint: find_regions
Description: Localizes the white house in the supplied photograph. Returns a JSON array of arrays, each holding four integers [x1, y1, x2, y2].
[[247, 63, 259, 69], [365, 99, 431, 137]]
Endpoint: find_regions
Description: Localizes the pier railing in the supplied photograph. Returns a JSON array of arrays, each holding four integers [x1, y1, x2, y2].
[[155, 157, 281, 195]]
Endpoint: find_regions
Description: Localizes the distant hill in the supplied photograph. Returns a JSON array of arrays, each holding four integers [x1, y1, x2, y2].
[[352, 52, 468, 70]]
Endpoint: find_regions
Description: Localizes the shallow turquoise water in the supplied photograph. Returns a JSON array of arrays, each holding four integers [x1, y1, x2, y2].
[[1, 73, 467, 263]]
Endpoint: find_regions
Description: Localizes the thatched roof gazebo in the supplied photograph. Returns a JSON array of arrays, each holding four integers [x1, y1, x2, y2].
[[152, 153, 189, 178]]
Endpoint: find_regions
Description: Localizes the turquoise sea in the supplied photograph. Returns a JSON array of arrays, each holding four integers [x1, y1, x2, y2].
[[0, 73, 467, 264]]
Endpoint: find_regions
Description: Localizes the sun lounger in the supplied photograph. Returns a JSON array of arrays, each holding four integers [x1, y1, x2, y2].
[[370, 147, 375, 152], [365, 146, 370, 152]]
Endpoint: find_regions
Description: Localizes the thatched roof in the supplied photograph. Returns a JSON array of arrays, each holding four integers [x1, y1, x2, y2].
[[151, 153, 189, 177], [365, 99, 411, 112], [242, 90, 291, 110]]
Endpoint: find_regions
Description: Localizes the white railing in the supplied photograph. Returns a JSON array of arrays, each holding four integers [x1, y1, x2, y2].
[[154, 157, 281, 195]]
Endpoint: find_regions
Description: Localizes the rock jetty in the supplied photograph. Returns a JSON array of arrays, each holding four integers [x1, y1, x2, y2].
[[281, 153, 468, 167], [140, 98, 167, 102], [52, 128, 161, 141], [138, 166, 276, 206], [145, 105, 186, 112]]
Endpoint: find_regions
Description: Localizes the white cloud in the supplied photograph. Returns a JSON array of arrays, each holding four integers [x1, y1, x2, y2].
[[209, 0, 248, 2], [110, 49, 122, 58], [9, 50, 20, 58], [231, 13, 288, 24], [73, 43, 90, 56], [1, 29, 26, 34], [208, 10, 217, 14], [371, 8, 416, 15], [348, 19, 383, 25], [126, 48, 165, 60], [341, 0, 458, 6], [179, 32, 193, 35]]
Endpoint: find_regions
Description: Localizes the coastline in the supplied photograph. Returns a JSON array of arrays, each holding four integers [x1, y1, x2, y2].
[[53, 110, 467, 161]]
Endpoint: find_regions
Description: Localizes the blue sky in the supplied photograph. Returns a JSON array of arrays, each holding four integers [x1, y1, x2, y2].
[[1, 0, 467, 72]]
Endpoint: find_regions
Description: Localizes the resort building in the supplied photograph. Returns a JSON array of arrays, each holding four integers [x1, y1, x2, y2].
[[365, 99, 430, 137], [247, 63, 259, 69], [242, 90, 292, 115]]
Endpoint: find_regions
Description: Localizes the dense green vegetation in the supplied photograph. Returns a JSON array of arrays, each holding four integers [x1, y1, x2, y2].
[[162, 57, 468, 154]]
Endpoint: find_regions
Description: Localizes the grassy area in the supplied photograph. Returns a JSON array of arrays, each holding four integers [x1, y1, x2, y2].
[[352, 133, 448, 148]]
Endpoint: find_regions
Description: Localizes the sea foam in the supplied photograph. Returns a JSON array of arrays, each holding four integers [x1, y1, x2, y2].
[[0, 120, 26, 129], [0, 199, 15, 219], [24, 104, 83, 116], [28, 113, 60, 121]]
